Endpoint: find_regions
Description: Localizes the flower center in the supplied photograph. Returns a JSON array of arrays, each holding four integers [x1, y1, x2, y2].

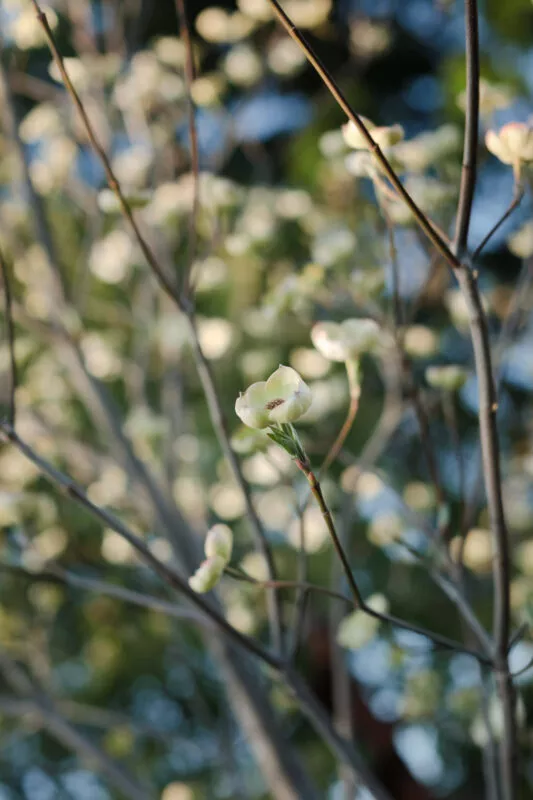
[[266, 398, 285, 410]]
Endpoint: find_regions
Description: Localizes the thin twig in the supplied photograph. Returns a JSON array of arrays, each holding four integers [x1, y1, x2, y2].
[[453, 0, 480, 258], [472, 185, 524, 262], [0, 246, 17, 426], [265, 0, 461, 273], [0, 421, 281, 671], [185, 312, 283, 650], [0, 652, 152, 800], [173, 0, 200, 302], [284, 668, 394, 800], [30, 0, 282, 651], [0, 562, 209, 626], [289, 462, 490, 662], [321, 360, 361, 475], [29, 0, 183, 309]]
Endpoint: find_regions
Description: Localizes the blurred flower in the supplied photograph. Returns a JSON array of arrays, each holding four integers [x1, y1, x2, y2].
[[450, 529, 493, 574], [386, 176, 455, 225], [49, 57, 90, 92], [403, 325, 439, 358], [223, 44, 263, 86], [457, 78, 514, 118], [231, 426, 270, 455], [311, 226, 356, 266], [342, 117, 404, 151], [319, 129, 347, 159], [337, 594, 389, 649], [6, 5, 58, 49], [197, 318, 235, 360], [191, 74, 227, 106], [89, 229, 134, 284], [19, 103, 63, 142], [425, 365, 468, 391], [508, 220, 533, 259], [267, 38, 307, 77], [392, 124, 461, 172], [153, 37, 186, 68], [235, 365, 312, 429], [196, 7, 254, 42], [368, 512, 402, 548], [311, 318, 381, 362], [350, 19, 391, 60], [485, 122, 533, 171], [112, 145, 153, 188]]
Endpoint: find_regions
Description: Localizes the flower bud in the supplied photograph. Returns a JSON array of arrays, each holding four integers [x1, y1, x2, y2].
[[188, 555, 226, 593], [204, 524, 233, 562]]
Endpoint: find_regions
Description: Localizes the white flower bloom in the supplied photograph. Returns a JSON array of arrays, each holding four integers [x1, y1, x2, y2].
[[235, 366, 312, 429], [311, 318, 381, 362], [204, 524, 233, 562], [188, 555, 226, 594], [485, 122, 533, 167], [425, 365, 468, 391], [342, 117, 404, 151]]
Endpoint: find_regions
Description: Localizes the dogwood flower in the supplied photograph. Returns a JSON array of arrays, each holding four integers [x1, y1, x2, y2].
[[485, 122, 533, 171], [235, 365, 312, 429], [311, 318, 381, 363], [342, 116, 404, 151], [188, 555, 226, 593]]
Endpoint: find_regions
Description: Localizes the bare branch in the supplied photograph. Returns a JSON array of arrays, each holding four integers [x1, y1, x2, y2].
[[453, 0, 480, 258], [0, 245, 17, 426], [265, 0, 461, 272], [173, 0, 200, 302]]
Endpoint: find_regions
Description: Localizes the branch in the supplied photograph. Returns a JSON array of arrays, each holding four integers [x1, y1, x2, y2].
[[0, 562, 209, 626], [29, 0, 183, 310], [454, 268, 517, 798], [30, 0, 282, 650], [0, 245, 17, 426], [0, 421, 281, 671], [265, 0, 461, 273], [472, 184, 524, 262], [453, 0, 480, 258], [185, 313, 283, 650], [0, 652, 151, 800], [173, 0, 200, 302]]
